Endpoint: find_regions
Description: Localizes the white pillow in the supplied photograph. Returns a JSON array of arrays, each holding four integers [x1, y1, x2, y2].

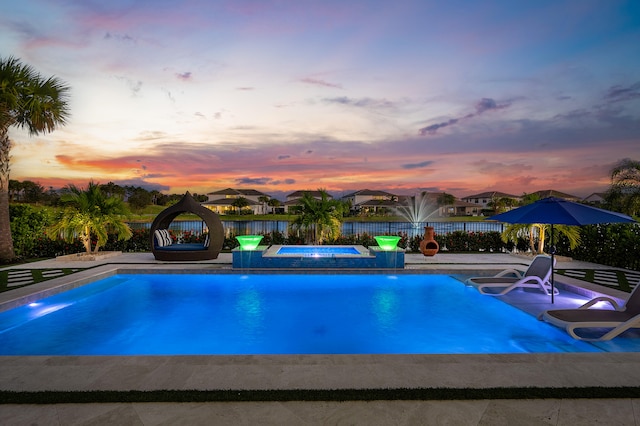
[[154, 229, 172, 247]]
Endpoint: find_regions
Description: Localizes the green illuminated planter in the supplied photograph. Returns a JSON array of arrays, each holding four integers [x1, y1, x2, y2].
[[374, 236, 401, 251], [236, 235, 264, 250]]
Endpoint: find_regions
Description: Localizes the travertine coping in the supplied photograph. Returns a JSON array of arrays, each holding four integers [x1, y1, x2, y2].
[[1, 353, 640, 392]]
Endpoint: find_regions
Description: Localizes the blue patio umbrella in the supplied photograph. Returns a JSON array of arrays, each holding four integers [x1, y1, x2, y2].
[[488, 197, 636, 302]]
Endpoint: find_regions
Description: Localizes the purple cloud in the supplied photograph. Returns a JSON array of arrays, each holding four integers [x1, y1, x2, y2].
[[419, 119, 459, 135], [324, 96, 395, 109], [419, 97, 512, 136], [272, 178, 296, 185], [475, 97, 511, 113], [300, 77, 342, 89], [175, 71, 192, 81], [402, 160, 434, 169], [235, 177, 272, 185], [235, 177, 296, 186], [104, 32, 135, 43], [604, 82, 640, 103]]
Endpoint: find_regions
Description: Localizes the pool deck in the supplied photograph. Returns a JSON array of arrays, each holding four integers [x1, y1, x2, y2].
[[2, 252, 640, 425]]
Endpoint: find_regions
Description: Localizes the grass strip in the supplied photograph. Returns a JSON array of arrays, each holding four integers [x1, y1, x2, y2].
[[3, 387, 640, 404], [555, 269, 638, 292], [0, 268, 86, 293]]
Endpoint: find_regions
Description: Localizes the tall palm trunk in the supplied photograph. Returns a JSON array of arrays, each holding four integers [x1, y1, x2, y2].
[[0, 131, 15, 261], [82, 225, 92, 254]]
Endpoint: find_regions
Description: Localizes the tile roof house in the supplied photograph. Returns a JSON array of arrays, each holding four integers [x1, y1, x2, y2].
[[583, 192, 607, 205], [448, 200, 484, 216], [283, 190, 334, 213], [341, 189, 398, 216], [460, 191, 520, 209], [202, 188, 271, 215], [530, 189, 581, 202]]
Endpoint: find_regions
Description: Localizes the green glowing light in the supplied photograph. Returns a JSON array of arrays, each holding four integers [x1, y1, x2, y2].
[[236, 235, 263, 250], [374, 236, 401, 251]]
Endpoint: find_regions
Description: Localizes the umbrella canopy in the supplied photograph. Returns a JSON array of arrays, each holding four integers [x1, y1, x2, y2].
[[488, 197, 635, 226], [488, 197, 636, 303]]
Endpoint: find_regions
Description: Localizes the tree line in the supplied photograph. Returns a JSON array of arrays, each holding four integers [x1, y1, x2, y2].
[[8, 180, 208, 211]]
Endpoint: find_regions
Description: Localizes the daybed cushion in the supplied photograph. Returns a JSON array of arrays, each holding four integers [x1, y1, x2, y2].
[[155, 243, 207, 252]]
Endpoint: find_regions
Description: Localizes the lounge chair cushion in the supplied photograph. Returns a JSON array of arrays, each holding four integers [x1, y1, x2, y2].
[[542, 283, 640, 340], [466, 255, 556, 296]]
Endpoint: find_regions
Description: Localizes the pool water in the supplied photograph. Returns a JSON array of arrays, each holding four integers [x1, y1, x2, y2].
[[275, 246, 362, 256], [1, 274, 639, 355]]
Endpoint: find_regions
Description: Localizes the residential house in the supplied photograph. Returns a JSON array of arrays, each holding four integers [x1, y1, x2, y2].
[[283, 190, 334, 213], [530, 189, 581, 202], [396, 192, 481, 218], [341, 189, 398, 216], [448, 200, 483, 216], [460, 191, 519, 210], [583, 192, 607, 205], [203, 188, 270, 215]]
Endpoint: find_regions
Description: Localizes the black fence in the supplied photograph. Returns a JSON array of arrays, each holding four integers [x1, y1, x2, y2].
[[130, 220, 504, 238]]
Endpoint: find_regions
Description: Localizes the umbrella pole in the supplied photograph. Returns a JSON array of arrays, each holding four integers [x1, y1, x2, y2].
[[550, 224, 555, 304]]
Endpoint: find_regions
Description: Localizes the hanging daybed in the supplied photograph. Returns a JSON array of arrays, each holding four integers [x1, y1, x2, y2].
[[150, 192, 224, 261]]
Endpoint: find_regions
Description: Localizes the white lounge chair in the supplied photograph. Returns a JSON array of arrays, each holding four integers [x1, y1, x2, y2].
[[466, 255, 557, 296], [541, 283, 640, 341]]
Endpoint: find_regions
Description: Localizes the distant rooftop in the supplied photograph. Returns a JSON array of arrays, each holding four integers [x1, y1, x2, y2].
[[207, 188, 269, 197]]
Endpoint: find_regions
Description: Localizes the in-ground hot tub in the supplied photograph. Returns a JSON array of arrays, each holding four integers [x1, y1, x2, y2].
[[232, 245, 404, 269]]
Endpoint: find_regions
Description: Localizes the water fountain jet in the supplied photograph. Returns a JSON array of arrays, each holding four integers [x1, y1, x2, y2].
[[395, 193, 440, 256]]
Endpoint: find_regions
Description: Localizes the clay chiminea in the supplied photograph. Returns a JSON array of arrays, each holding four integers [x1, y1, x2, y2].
[[419, 226, 439, 256]]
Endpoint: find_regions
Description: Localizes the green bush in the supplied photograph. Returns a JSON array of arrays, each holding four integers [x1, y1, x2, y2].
[[441, 231, 468, 252], [563, 224, 640, 271], [437, 231, 505, 253], [9, 204, 54, 259], [104, 229, 151, 252]]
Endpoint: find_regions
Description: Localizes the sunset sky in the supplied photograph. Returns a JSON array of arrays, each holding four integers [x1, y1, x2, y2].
[[2, 0, 639, 200]]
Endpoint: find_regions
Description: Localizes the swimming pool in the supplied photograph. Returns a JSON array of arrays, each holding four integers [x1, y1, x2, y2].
[[1, 273, 639, 355]]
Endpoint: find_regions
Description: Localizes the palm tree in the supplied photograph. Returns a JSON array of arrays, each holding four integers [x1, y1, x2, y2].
[[501, 223, 581, 255], [0, 56, 70, 261], [267, 197, 281, 214], [46, 182, 132, 254], [605, 158, 640, 216], [436, 192, 456, 207], [291, 190, 343, 244], [231, 196, 250, 215], [258, 195, 270, 214]]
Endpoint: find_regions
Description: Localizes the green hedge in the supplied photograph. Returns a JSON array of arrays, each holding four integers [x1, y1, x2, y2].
[[556, 224, 640, 271], [8, 204, 640, 271]]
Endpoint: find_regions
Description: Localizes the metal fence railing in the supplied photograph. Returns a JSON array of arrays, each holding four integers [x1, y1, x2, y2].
[[129, 220, 504, 238]]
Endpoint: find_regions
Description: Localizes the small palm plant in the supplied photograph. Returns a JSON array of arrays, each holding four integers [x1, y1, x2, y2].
[[292, 190, 344, 244], [47, 182, 132, 254], [502, 223, 581, 254]]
